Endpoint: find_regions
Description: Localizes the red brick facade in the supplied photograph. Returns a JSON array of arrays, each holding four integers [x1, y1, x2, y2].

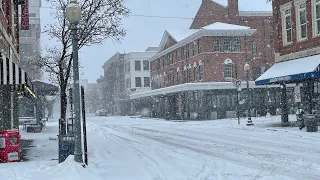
[[273, 0, 320, 59], [0, 0, 20, 52], [150, 0, 274, 90]]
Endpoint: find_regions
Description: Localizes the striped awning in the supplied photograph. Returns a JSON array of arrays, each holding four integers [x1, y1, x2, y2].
[[0, 53, 36, 98]]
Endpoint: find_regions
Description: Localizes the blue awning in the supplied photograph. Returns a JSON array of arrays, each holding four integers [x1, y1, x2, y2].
[[255, 54, 320, 85]]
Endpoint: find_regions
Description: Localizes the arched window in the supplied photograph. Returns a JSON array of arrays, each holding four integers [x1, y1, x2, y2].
[[199, 60, 203, 80], [193, 62, 197, 81], [224, 59, 233, 80]]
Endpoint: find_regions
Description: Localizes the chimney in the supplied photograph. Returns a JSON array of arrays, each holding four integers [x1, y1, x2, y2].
[[228, 0, 239, 23]]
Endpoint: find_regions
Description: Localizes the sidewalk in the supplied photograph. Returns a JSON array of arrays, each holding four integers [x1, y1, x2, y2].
[[20, 120, 59, 162], [20, 139, 34, 162]]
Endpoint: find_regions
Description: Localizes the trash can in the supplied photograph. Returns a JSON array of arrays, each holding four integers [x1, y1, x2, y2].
[[58, 135, 75, 163], [304, 116, 318, 132]]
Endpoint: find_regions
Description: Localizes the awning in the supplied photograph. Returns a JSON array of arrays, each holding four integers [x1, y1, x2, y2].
[[0, 53, 36, 98], [255, 54, 320, 85]]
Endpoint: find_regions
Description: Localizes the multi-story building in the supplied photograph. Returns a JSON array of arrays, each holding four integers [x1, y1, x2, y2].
[[256, 0, 320, 124], [98, 52, 126, 115], [124, 47, 157, 91], [123, 47, 157, 115], [19, 0, 42, 80], [129, 0, 292, 120], [0, 0, 35, 130]]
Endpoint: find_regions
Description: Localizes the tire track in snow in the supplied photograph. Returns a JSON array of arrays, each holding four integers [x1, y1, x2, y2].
[[107, 125, 318, 180]]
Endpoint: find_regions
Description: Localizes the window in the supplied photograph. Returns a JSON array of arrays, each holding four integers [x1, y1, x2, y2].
[[296, 1, 307, 41], [29, 13, 37, 17], [144, 77, 150, 87], [224, 59, 233, 80], [251, 41, 257, 55], [281, 3, 292, 45], [164, 73, 166, 87], [177, 71, 180, 84], [20, 30, 32, 37], [197, 39, 201, 53], [135, 77, 141, 87], [181, 47, 185, 59], [214, 39, 220, 52], [175, 50, 178, 61], [19, 44, 33, 56], [186, 44, 190, 58], [126, 78, 130, 88], [183, 69, 186, 83], [223, 38, 232, 52], [312, 0, 320, 36], [143, 60, 149, 70], [188, 66, 192, 82], [198, 63, 203, 80], [193, 66, 197, 81], [134, 61, 141, 71], [192, 42, 196, 56], [162, 58, 165, 68], [234, 38, 240, 52], [169, 53, 173, 64]]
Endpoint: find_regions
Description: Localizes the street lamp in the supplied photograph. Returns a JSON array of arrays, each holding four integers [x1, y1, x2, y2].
[[66, 0, 83, 163], [244, 62, 253, 126]]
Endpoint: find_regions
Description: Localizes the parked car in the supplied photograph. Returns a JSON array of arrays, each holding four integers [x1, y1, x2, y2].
[[95, 109, 108, 116]]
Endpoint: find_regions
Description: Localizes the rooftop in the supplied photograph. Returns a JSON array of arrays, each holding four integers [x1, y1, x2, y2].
[[211, 0, 272, 12]]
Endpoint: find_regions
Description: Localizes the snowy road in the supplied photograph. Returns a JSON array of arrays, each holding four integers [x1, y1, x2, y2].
[[88, 116, 320, 180], [1, 116, 320, 180]]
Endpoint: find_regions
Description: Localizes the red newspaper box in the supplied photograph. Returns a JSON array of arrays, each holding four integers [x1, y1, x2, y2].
[[0, 130, 21, 163]]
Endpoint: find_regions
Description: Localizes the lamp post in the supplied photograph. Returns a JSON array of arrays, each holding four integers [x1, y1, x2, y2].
[[66, 0, 83, 163], [244, 62, 253, 126]]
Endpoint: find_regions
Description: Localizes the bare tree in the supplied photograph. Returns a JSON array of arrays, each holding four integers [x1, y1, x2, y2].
[[36, 0, 129, 128]]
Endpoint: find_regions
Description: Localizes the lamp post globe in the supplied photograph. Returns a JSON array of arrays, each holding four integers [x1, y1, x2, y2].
[[244, 62, 250, 71], [66, 0, 82, 23]]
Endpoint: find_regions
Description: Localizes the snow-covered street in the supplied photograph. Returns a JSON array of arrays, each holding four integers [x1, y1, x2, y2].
[[89, 116, 320, 180], [1, 116, 320, 180]]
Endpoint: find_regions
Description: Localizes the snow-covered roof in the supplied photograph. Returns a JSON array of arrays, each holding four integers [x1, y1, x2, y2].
[[211, 0, 272, 12], [212, 0, 272, 11], [166, 29, 199, 42], [154, 22, 256, 61], [256, 54, 320, 84], [130, 81, 285, 100], [202, 22, 250, 30]]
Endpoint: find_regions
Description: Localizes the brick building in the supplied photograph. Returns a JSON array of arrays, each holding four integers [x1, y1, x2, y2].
[[97, 53, 126, 115], [129, 0, 291, 120], [0, 0, 36, 130], [256, 0, 320, 124]]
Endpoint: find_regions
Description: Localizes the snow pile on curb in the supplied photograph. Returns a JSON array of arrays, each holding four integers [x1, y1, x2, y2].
[[31, 156, 103, 180]]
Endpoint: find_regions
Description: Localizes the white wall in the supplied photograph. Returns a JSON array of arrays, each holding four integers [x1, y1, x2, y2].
[[124, 51, 156, 89]]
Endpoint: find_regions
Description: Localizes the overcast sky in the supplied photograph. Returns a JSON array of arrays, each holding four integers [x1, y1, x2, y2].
[[40, 0, 271, 83]]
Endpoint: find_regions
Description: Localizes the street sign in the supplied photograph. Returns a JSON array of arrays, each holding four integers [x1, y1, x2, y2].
[[294, 86, 301, 103]]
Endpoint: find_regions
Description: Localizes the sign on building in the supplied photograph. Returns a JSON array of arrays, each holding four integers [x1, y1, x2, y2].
[[294, 86, 302, 103]]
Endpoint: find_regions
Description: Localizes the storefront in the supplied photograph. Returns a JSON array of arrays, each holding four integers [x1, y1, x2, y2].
[[130, 81, 290, 120], [255, 54, 320, 125], [0, 52, 36, 131]]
